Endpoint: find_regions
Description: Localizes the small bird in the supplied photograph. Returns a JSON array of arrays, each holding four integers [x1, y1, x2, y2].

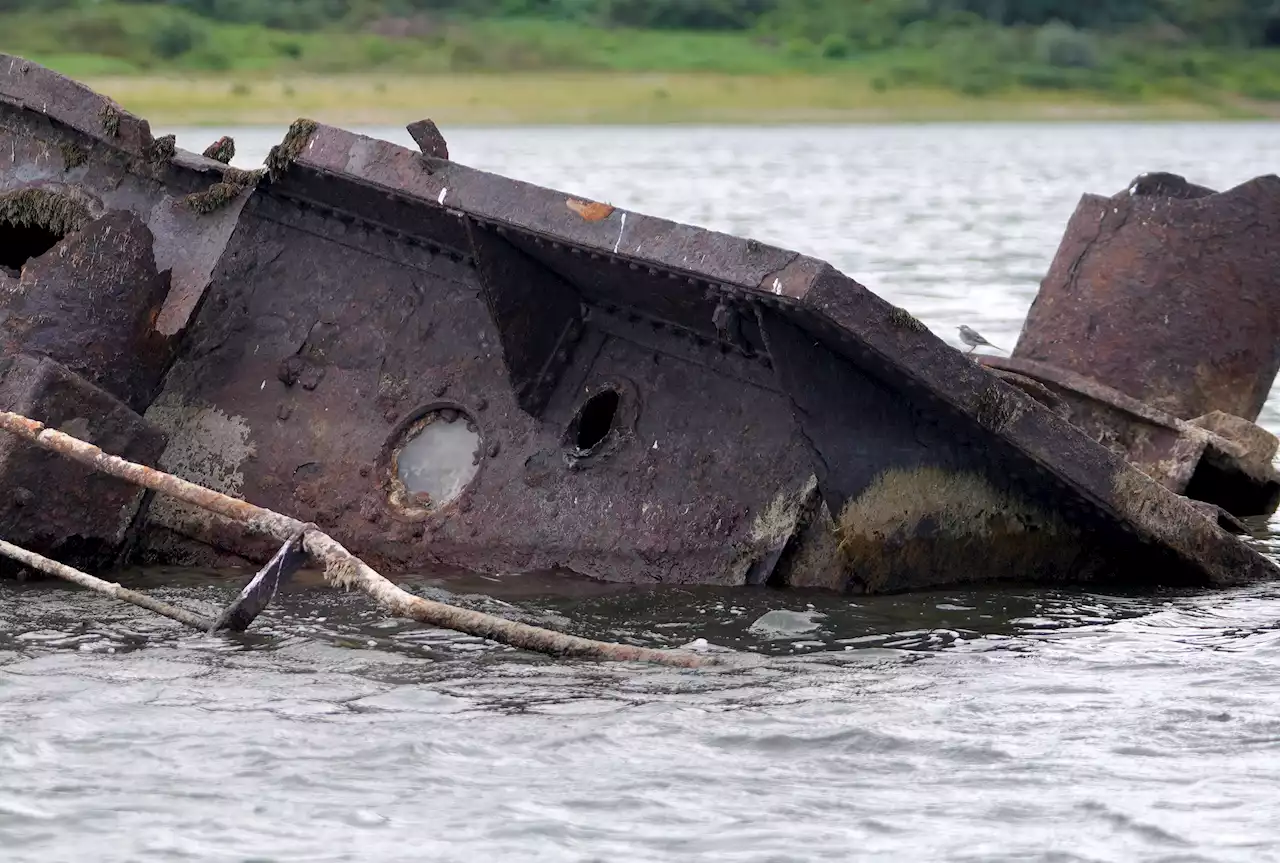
[[958, 325, 1006, 354]]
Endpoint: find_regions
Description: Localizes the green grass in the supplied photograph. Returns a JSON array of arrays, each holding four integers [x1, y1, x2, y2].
[[73, 72, 1264, 126], [3, 4, 1280, 125]]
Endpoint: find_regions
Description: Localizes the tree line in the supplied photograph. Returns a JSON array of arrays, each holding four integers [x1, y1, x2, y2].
[[3, 0, 1278, 48]]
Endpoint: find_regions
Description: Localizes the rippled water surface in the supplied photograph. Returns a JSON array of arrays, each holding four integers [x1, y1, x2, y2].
[[6, 123, 1280, 862]]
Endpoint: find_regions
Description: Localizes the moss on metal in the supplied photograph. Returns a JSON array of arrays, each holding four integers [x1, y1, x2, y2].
[[835, 465, 1077, 592], [147, 134, 176, 164], [224, 167, 264, 187], [202, 136, 236, 165], [182, 167, 265, 214], [0, 188, 90, 237], [973, 383, 1024, 433], [887, 305, 927, 332], [266, 119, 319, 180], [58, 141, 87, 172], [99, 103, 121, 138]]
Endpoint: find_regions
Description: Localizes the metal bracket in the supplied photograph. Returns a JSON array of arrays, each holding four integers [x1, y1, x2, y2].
[[209, 528, 311, 633]]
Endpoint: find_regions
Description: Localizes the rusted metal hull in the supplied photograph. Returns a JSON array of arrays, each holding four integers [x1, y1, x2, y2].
[[1, 55, 1276, 594], [979, 171, 1280, 522], [1017, 172, 1280, 423]]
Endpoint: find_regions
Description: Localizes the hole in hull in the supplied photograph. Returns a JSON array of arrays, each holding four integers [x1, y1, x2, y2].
[[574, 389, 620, 453], [0, 222, 63, 273]]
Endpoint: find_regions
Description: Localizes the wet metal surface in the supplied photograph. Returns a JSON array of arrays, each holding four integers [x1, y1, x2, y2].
[[0, 210, 175, 414], [208, 532, 308, 633], [979, 354, 1280, 518], [0, 354, 165, 572]]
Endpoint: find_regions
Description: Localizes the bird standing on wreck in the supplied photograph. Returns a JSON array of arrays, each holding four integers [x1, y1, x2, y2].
[[958, 325, 1006, 354]]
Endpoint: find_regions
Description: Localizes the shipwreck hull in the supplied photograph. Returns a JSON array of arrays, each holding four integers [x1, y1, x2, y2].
[[1, 54, 1277, 594]]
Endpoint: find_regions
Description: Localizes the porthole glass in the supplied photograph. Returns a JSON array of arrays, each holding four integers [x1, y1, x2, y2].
[[392, 409, 481, 509]]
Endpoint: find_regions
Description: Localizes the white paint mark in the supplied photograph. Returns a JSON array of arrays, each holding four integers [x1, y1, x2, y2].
[[772, 278, 783, 295], [613, 212, 627, 254], [438, 188, 448, 205]]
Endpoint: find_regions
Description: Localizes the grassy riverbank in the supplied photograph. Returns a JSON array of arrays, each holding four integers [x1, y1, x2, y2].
[[5, 3, 1280, 125], [76, 73, 1267, 127]]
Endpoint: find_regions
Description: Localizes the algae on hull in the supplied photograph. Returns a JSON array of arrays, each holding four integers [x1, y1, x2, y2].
[[183, 168, 266, 215], [836, 466, 1082, 593], [0, 188, 90, 237], [147, 134, 176, 165], [886, 305, 927, 333], [59, 142, 86, 172], [98, 103, 120, 138], [266, 119, 319, 180], [202, 136, 235, 165]]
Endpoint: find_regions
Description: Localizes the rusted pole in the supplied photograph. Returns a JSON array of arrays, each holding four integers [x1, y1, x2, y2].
[[0, 538, 214, 630], [0, 411, 709, 668]]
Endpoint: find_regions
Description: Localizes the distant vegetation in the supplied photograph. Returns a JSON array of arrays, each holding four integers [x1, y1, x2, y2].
[[3, 0, 1280, 120]]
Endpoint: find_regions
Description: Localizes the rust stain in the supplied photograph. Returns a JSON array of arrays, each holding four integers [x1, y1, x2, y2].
[[566, 198, 614, 222]]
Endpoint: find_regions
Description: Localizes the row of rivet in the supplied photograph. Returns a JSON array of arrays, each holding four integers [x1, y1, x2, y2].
[[469, 216, 787, 367], [590, 300, 773, 369], [269, 190, 475, 266], [272, 190, 473, 262]]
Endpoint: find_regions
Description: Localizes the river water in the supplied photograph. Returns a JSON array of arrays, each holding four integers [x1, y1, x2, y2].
[[5, 123, 1280, 862]]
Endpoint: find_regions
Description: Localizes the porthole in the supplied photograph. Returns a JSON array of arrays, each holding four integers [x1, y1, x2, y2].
[[387, 408, 481, 514]]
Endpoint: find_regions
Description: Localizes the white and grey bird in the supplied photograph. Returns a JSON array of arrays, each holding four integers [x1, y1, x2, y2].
[[957, 325, 1006, 354]]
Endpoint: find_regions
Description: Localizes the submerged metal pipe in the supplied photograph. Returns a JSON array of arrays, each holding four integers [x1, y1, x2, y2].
[[0, 537, 214, 630], [0, 410, 712, 668]]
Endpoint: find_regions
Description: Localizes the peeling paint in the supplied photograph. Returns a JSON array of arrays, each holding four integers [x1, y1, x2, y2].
[[566, 198, 614, 222], [143, 392, 256, 535]]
